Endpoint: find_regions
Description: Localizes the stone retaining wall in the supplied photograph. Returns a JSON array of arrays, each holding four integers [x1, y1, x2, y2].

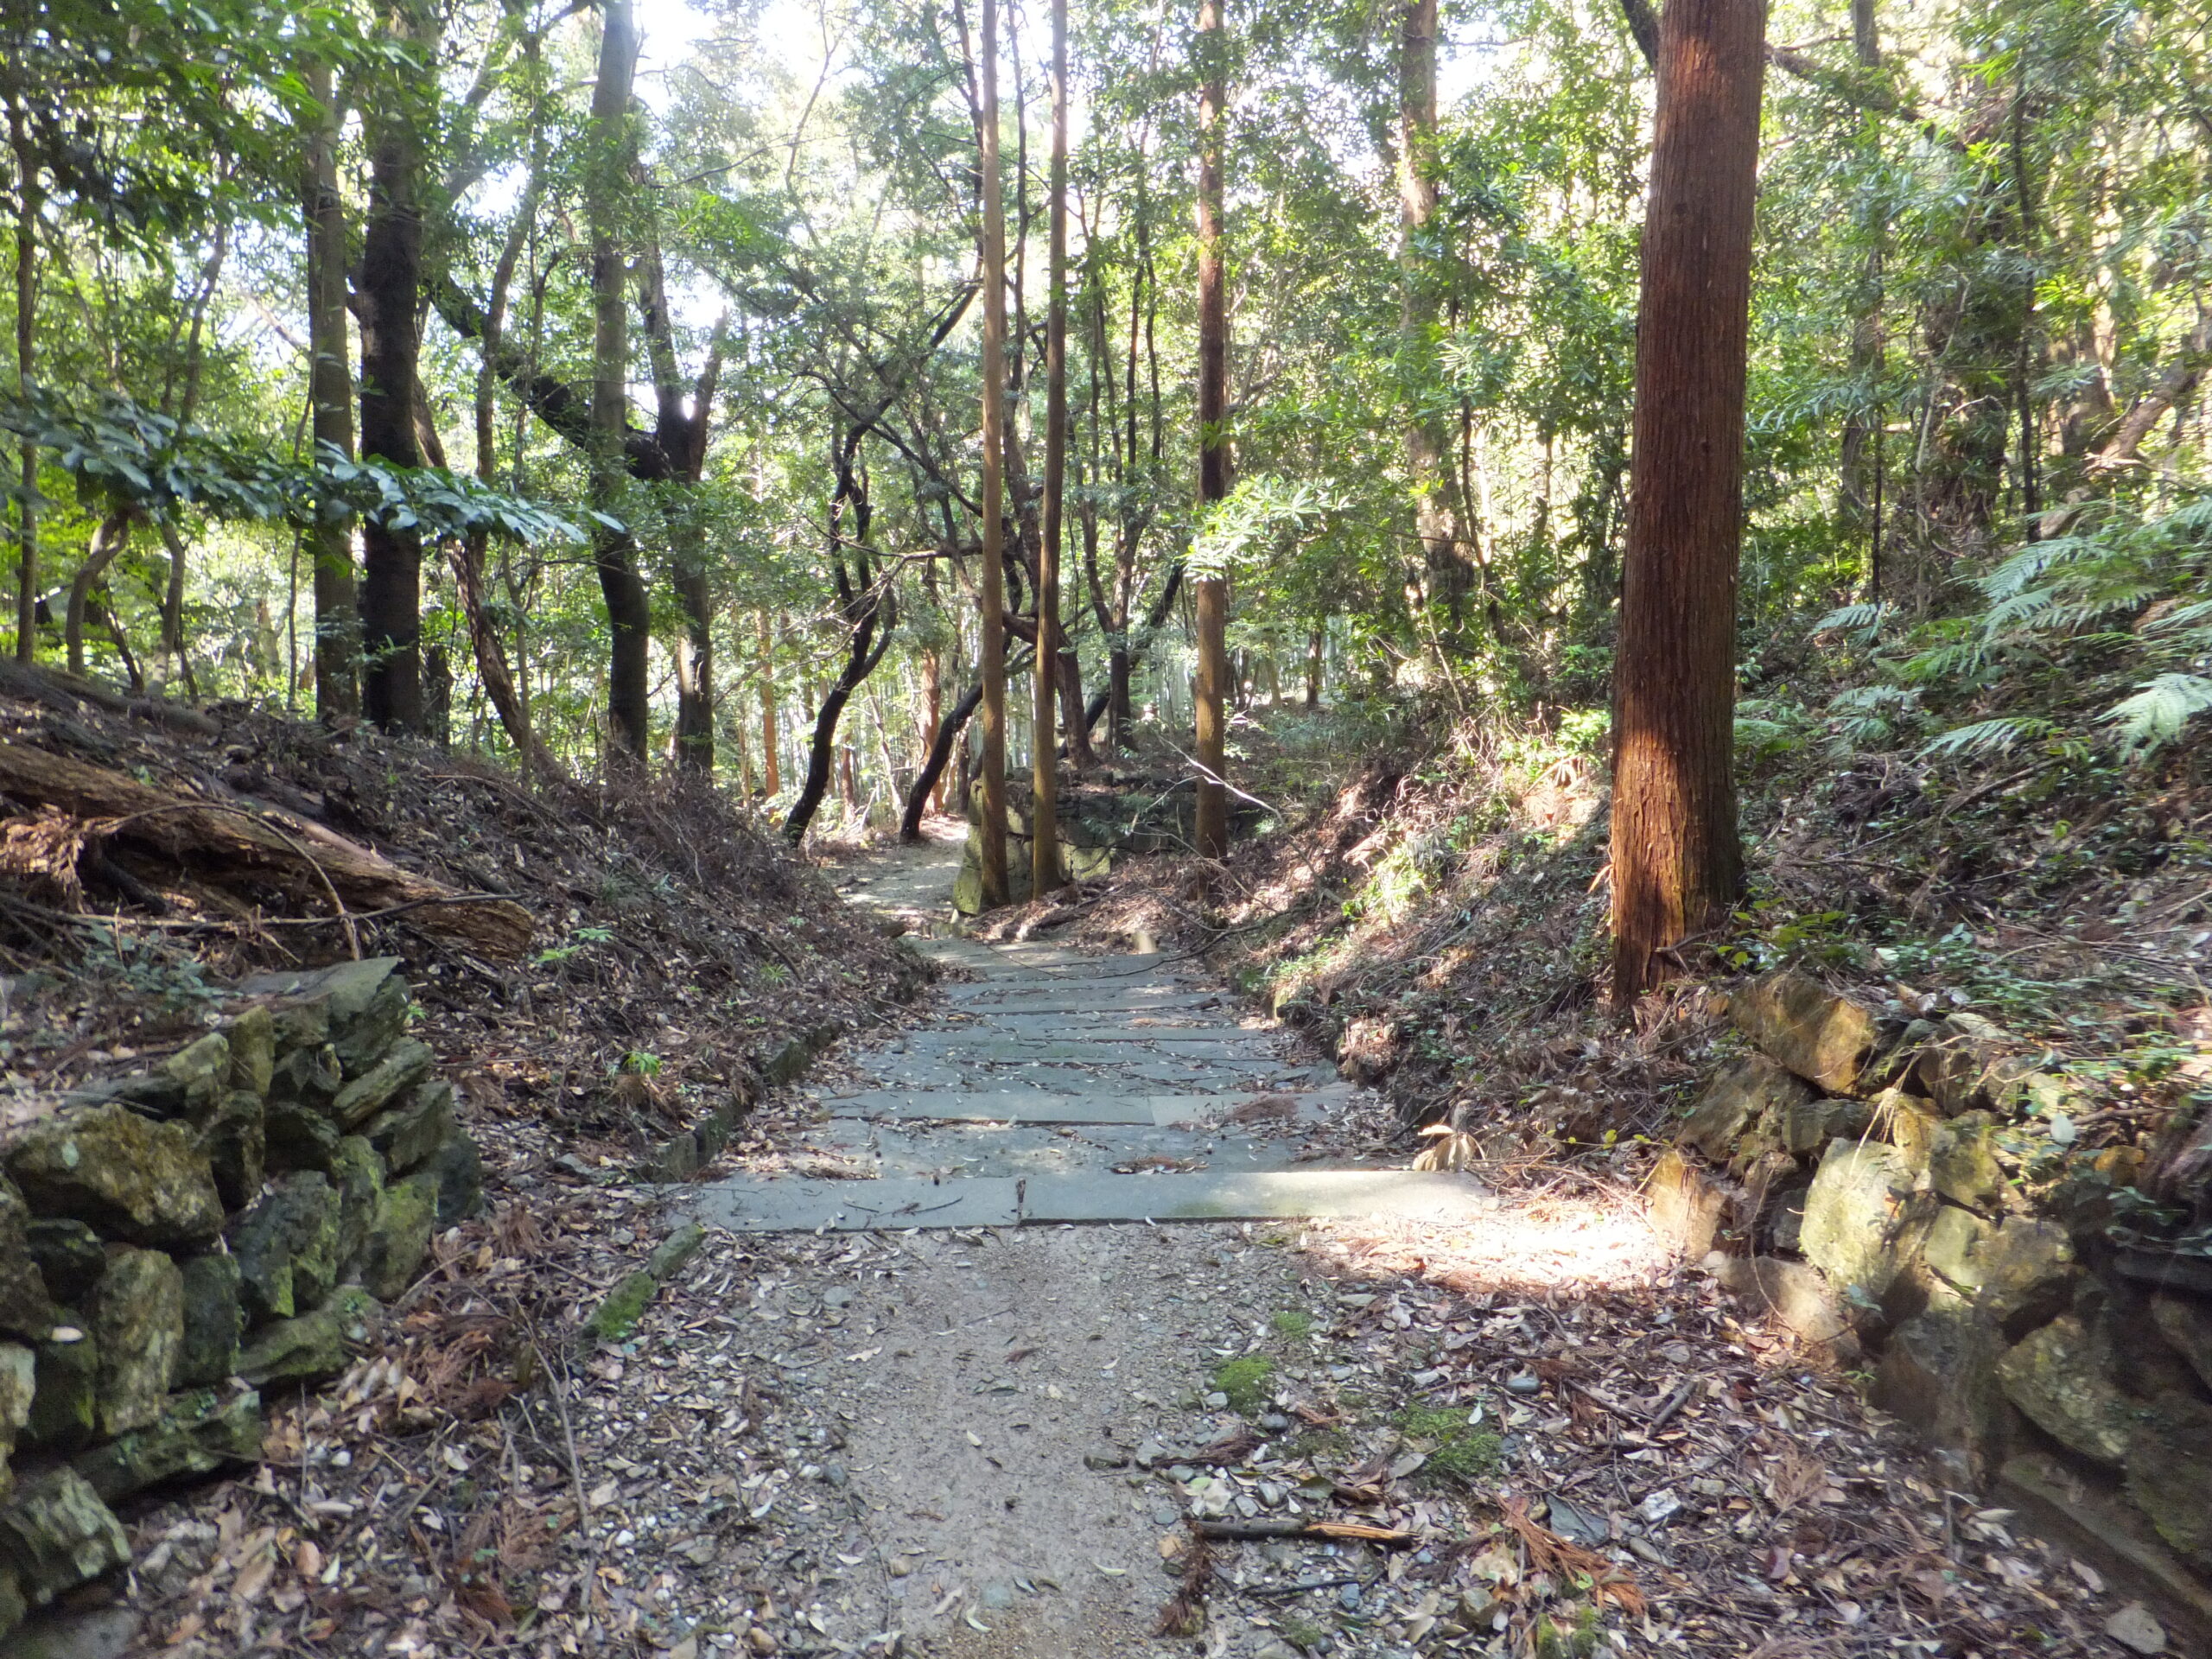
[[1653, 969, 2212, 1636], [0, 957, 480, 1640]]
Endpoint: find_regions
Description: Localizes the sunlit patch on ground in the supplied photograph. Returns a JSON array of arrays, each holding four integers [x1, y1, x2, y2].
[[1300, 1184, 1674, 1297]]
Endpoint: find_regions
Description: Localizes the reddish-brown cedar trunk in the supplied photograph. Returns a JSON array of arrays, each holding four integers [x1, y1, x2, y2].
[[1192, 0, 1230, 861], [975, 0, 1011, 905], [1610, 0, 1765, 1001], [1031, 0, 1070, 896], [304, 59, 359, 721]]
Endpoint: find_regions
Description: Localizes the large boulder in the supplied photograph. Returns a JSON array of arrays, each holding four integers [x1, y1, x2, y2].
[[1646, 1148, 1726, 1258], [0, 1467, 130, 1612], [1731, 970, 1881, 1094], [351, 1173, 437, 1300], [330, 1136, 384, 1268], [237, 1286, 377, 1387], [229, 1174, 342, 1324], [4, 1105, 223, 1248], [226, 1004, 275, 1096], [88, 1247, 183, 1438], [73, 1387, 264, 1503], [159, 1033, 231, 1118], [1920, 1205, 1991, 1294], [175, 1253, 242, 1388], [0, 1180, 56, 1341], [330, 1038, 435, 1130], [1679, 1056, 1814, 1163], [1913, 1014, 2027, 1116], [2124, 1392, 2212, 1573], [360, 1079, 455, 1174], [1974, 1217, 2076, 1335], [264, 1097, 342, 1174], [1705, 1255, 1848, 1345], [240, 957, 407, 1077], [268, 1043, 343, 1113], [1801, 1141, 1927, 1302], [1872, 1301, 2011, 1478], [1929, 1112, 2004, 1211], [1999, 1313, 2135, 1467]]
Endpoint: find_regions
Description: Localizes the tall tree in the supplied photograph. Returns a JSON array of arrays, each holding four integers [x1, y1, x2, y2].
[[356, 0, 435, 733], [588, 0, 651, 763], [10, 97, 36, 664], [1610, 0, 1767, 1001], [1032, 0, 1071, 897], [1192, 0, 1231, 860], [303, 57, 359, 720], [975, 0, 1011, 906], [1398, 0, 1465, 639]]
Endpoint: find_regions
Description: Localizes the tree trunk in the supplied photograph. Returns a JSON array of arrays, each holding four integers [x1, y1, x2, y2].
[[304, 59, 359, 721], [783, 581, 893, 843], [10, 99, 38, 664], [1192, 0, 1231, 861], [758, 610, 780, 796], [1031, 0, 1071, 896], [1399, 0, 1465, 640], [65, 511, 132, 677], [1835, 0, 1884, 586], [1306, 626, 1323, 707], [1610, 0, 1766, 1001], [357, 2, 433, 734], [975, 0, 1012, 906], [905, 676, 986, 842], [588, 0, 650, 763]]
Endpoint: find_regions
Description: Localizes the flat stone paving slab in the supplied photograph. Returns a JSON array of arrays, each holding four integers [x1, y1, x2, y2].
[[689, 1175, 1020, 1232], [891, 1034, 1281, 1061], [823, 1089, 1160, 1125], [686, 1168, 1490, 1230]]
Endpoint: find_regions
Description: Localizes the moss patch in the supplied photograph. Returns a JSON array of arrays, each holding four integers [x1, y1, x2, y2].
[[1395, 1402, 1502, 1481], [1270, 1309, 1313, 1339], [1212, 1355, 1276, 1414]]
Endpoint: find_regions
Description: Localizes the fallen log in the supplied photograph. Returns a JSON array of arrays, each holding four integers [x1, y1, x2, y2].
[[0, 739, 533, 957], [1193, 1518, 1412, 1545]]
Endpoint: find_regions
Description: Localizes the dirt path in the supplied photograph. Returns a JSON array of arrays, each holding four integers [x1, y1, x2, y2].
[[559, 842, 2133, 1659]]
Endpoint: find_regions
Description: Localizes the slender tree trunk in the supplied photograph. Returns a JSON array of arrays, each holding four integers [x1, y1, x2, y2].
[[357, 2, 433, 734], [1835, 0, 1884, 581], [1306, 626, 1323, 707], [588, 0, 651, 763], [1610, 0, 1766, 1001], [1192, 0, 1231, 860], [1031, 0, 1070, 897], [1399, 0, 1465, 640], [758, 610, 781, 795], [304, 59, 359, 721], [976, 0, 1012, 906], [904, 676, 986, 842], [65, 510, 132, 677], [11, 99, 38, 664]]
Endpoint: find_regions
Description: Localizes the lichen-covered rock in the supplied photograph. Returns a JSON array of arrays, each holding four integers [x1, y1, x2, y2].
[[23, 1220, 104, 1307], [0, 1179, 56, 1341], [264, 1097, 342, 1174], [1731, 970, 1880, 1094], [1704, 1254, 1849, 1345], [1913, 1015, 2026, 1116], [1974, 1217, 2075, 1334], [0, 1467, 130, 1611], [72, 1387, 264, 1503], [351, 1173, 437, 1300], [422, 1132, 484, 1228], [194, 1090, 265, 1211], [1921, 1205, 1991, 1293], [160, 1033, 231, 1117], [1872, 1302, 2009, 1478], [88, 1247, 183, 1438], [1801, 1141, 1926, 1302], [5, 1105, 224, 1248], [237, 1285, 376, 1385], [240, 957, 404, 1074], [2000, 1314, 2135, 1467], [230, 1174, 341, 1324], [2151, 1294, 2212, 1394], [1679, 1056, 1814, 1163], [2124, 1392, 2212, 1572], [330, 1136, 383, 1268], [175, 1253, 242, 1388], [360, 1079, 455, 1174], [226, 1003, 275, 1096], [1929, 1112, 2004, 1210], [1646, 1147, 1726, 1258], [1779, 1096, 1872, 1157], [330, 1038, 435, 1130], [23, 1321, 97, 1455], [1882, 1089, 1943, 1173], [329, 966, 410, 1077]]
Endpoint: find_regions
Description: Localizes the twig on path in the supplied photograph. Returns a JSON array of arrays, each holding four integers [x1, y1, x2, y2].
[[1195, 1518, 1412, 1545]]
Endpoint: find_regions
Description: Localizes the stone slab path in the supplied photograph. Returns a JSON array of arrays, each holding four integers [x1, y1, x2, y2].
[[686, 847, 1489, 1235]]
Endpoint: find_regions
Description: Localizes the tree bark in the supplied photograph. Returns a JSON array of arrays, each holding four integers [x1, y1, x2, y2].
[[905, 677, 985, 842], [588, 0, 650, 764], [11, 99, 38, 664], [1192, 0, 1231, 861], [304, 58, 359, 721], [357, 1, 434, 734], [758, 610, 780, 796], [975, 0, 1012, 906], [65, 510, 132, 678], [1610, 0, 1765, 1001], [1031, 0, 1070, 896]]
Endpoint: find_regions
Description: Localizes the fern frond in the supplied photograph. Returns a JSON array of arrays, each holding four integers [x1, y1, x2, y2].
[[1920, 716, 2055, 760], [2103, 673, 2212, 759], [1810, 601, 1888, 639]]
